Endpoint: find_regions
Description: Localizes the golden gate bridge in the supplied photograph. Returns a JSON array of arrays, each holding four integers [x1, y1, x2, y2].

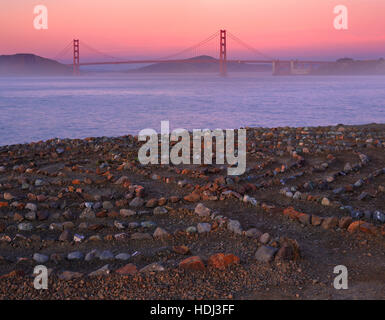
[[52, 30, 372, 76]]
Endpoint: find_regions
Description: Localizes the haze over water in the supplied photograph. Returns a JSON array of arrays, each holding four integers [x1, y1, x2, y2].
[[0, 73, 385, 146]]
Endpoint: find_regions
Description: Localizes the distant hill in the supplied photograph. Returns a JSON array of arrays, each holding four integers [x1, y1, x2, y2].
[[0, 54, 72, 75], [313, 58, 385, 75], [130, 55, 271, 73]]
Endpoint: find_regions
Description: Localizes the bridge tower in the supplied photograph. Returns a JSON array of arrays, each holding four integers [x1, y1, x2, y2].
[[219, 30, 227, 76], [73, 39, 80, 75]]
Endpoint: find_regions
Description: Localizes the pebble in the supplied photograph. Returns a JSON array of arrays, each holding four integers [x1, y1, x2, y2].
[[115, 253, 131, 260], [197, 222, 211, 233], [259, 233, 271, 244], [120, 209, 136, 217], [33, 253, 49, 263], [67, 251, 84, 260], [194, 203, 211, 217], [129, 197, 144, 207], [255, 245, 278, 263], [89, 264, 110, 276], [227, 219, 242, 235], [18, 222, 33, 231], [99, 250, 114, 260], [153, 227, 170, 238], [153, 206, 168, 215]]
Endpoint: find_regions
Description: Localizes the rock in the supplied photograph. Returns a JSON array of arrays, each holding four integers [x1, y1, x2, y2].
[[3, 193, 14, 201], [120, 209, 136, 217], [131, 232, 152, 240], [255, 245, 278, 263], [153, 206, 168, 215], [67, 251, 84, 260], [311, 215, 323, 226], [89, 264, 110, 277], [33, 253, 49, 263], [374, 211, 385, 223], [173, 245, 190, 255], [227, 219, 242, 235], [141, 221, 156, 228], [79, 208, 95, 219], [37, 211, 49, 221], [179, 256, 205, 271], [115, 263, 137, 275], [208, 253, 240, 269], [114, 176, 130, 185], [298, 213, 311, 225], [347, 221, 365, 233], [344, 162, 352, 172], [321, 217, 339, 230], [197, 223, 211, 234], [25, 203, 37, 211], [59, 230, 69, 242], [99, 250, 114, 260], [58, 271, 83, 281], [275, 238, 301, 261], [186, 226, 197, 233], [183, 192, 200, 202], [245, 228, 262, 238], [358, 192, 369, 201], [129, 197, 144, 208], [259, 233, 271, 244], [139, 262, 165, 273], [114, 221, 126, 230], [115, 253, 131, 260], [321, 198, 331, 206], [18, 222, 33, 231], [145, 198, 158, 208], [85, 250, 99, 262], [194, 203, 211, 217], [354, 179, 364, 188], [339, 216, 353, 229], [153, 227, 170, 239], [102, 201, 113, 210]]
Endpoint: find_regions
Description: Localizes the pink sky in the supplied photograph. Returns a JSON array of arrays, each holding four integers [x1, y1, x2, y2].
[[1, 0, 384, 61]]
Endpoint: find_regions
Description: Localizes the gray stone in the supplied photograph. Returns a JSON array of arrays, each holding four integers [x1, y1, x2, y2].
[[141, 221, 156, 228], [25, 211, 36, 221], [18, 222, 33, 231], [79, 208, 95, 219], [67, 251, 84, 260], [255, 246, 278, 263], [153, 206, 168, 215], [33, 253, 49, 263], [120, 209, 136, 217], [186, 226, 197, 233], [197, 222, 211, 233], [102, 201, 113, 210], [259, 233, 271, 244], [194, 203, 211, 217], [245, 228, 262, 238], [99, 250, 114, 260], [25, 203, 37, 211], [227, 219, 242, 235], [115, 253, 131, 260], [129, 197, 144, 208]]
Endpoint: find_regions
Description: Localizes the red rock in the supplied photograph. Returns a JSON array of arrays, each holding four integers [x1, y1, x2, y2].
[[183, 192, 200, 202], [283, 207, 300, 220], [347, 220, 365, 233], [0, 202, 8, 208], [173, 245, 190, 255], [0, 270, 25, 279], [107, 211, 119, 218], [208, 253, 240, 269], [179, 256, 205, 271], [115, 263, 138, 276], [311, 215, 323, 226]]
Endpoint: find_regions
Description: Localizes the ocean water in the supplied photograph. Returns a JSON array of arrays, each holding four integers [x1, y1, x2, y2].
[[0, 73, 385, 146]]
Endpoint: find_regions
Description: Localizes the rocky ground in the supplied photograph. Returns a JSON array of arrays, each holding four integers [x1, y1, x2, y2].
[[0, 124, 384, 300]]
